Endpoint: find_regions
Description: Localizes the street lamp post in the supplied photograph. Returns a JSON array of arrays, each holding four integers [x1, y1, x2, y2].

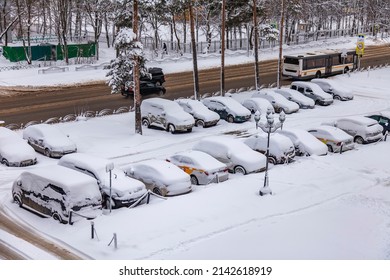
[[253, 108, 286, 196]]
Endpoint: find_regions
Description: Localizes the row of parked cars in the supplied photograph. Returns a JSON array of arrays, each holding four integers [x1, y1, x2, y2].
[[10, 110, 387, 224], [139, 78, 357, 134]]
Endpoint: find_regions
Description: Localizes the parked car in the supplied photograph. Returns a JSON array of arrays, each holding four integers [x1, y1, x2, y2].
[[252, 89, 300, 114], [274, 88, 315, 109], [290, 81, 334, 106], [307, 125, 355, 153], [244, 133, 296, 164], [141, 98, 195, 133], [311, 78, 354, 101], [192, 136, 267, 174], [122, 159, 192, 196], [329, 116, 383, 144], [23, 124, 77, 158], [121, 81, 166, 98], [241, 97, 274, 114], [176, 99, 220, 127], [202, 96, 251, 123], [276, 128, 328, 156], [12, 165, 102, 224], [167, 150, 229, 185], [366, 111, 390, 135], [58, 153, 147, 209], [0, 127, 37, 167]]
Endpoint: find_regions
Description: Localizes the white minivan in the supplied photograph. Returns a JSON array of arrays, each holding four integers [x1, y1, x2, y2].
[[12, 165, 102, 224], [290, 81, 333, 106], [141, 98, 195, 133]]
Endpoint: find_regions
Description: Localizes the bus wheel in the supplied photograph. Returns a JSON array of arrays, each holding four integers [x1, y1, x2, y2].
[[315, 71, 321, 78]]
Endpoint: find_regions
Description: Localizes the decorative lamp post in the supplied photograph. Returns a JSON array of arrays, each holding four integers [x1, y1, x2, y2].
[[254, 109, 286, 196]]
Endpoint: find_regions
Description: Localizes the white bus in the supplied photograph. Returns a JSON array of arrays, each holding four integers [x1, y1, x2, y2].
[[282, 49, 357, 80]]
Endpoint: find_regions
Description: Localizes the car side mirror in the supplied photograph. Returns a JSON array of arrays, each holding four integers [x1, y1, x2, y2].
[[227, 152, 232, 159]]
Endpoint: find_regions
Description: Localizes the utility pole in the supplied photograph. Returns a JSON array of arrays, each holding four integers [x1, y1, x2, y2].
[[189, 0, 200, 100], [277, 0, 285, 89], [220, 0, 226, 96], [133, 0, 142, 134], [253, 0, 260, 91]]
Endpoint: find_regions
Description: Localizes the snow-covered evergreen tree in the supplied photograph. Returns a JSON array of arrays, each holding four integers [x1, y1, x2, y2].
[[105, 27, 147, 95]]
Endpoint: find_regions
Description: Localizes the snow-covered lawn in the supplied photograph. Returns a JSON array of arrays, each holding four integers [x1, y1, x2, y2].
[[1, 67, 390, 260]]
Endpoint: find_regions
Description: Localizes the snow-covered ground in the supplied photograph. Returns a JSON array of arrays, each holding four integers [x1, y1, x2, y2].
[[0, 36, 390, 280]]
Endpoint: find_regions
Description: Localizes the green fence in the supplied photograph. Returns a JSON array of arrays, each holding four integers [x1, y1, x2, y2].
[[2, 43, 96, 62]]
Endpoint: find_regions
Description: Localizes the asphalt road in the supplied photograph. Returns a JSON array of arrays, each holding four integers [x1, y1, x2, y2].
[[0, 44, 389, 126]]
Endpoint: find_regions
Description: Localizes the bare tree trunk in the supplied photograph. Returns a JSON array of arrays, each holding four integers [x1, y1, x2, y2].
[[133, 0, 142, 135], [253, 0, 260, 90], [220, 0, 225, 96], [277, 0, 285, 89], [172, 13, 181, 53], [189, 0, 199, 100]]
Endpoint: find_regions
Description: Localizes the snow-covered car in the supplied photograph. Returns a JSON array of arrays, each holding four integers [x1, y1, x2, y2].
[[308, 125, 355, 153], [290, 81, 334, 106], [311, 78, 354, 101], [329, 116, 383, 144], [276, 128, 328, 156], [0, 127, 37, 167], [202, 96, 251, 123], [243, 133, 296, 164], [141, 98, 195, 133], [176, 99, 220, 127], [58, 153, 147, 209], [241, 97, 274, 114], [122, 159, 192, 197], [12, 165, 102, 224], [274, 88, 315, 109], [366, 111, 390, 135], [252, 89, 300, 114], [167, 150, 229, 185], [192, 136, 267, 174], [23, 124, 77, 158]]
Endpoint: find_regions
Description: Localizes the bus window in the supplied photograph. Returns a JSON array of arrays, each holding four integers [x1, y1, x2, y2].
[[284, 57, 299, 65], [315, 58, 325, 68], [332, 55, 341, 65], [304, 59, 316, 69]]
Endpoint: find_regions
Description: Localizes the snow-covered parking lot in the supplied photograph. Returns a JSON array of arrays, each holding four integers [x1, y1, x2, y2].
[[1, 67, 390, 260]]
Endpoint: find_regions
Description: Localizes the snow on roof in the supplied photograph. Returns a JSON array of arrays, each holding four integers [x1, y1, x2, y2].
[[171, 150, 226, 170], [205, 96, 250, 114], [338, 116, 378, 126]]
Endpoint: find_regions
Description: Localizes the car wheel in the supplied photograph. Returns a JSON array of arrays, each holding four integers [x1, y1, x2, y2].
[[155, 81, 162, 86], [13, 194, 22, 207], [227, 115, 234, 123], [105, 198, 116, 210], [52, 212, 63, 224], [195, 119, 205, 127], [153, 187, 167, 196], [158, 90, 164, 96], [327, 144, 333, 153], [234, 165, 246, 175], [334, 95, 341, 101], [142, 118, 150, 128], [268, 156, 277, 165], [44, 148, 51, 157], [315, 71, 321, 78], [315, 100, 320, 105], [187, 128, 192, 132], [1, 158, 9, 166], [190, 175, 199, 185], [168, 124, 176, 134], [354, 136, 364, 144], [344, 67, 349, 73]]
